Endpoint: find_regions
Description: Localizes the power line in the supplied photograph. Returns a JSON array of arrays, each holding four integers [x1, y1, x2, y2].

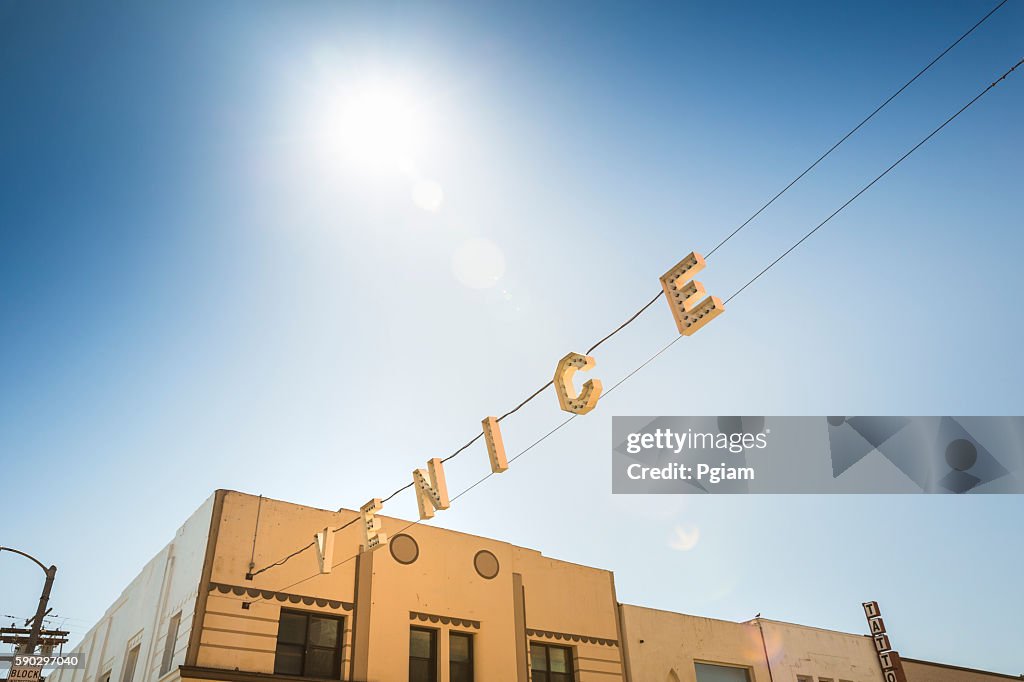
[[237, 413, 585, 606], [244, 4, 1009, 580], [703, 0, 1009, 259], [239, 54, 1020, 603], [724, 56, 1024, 306], [242, 331, 690, 606]]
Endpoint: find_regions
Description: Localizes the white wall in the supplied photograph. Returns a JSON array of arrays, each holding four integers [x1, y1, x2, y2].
[[49, 494, 215, 682]]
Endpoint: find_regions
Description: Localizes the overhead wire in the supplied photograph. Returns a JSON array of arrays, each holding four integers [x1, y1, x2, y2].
[[702, 0, 1010, 260], [238, 54, 1022, 602], [244, 1, 1011, 581], [237, 411, 585, 602], [724, 56, 1024, 306]]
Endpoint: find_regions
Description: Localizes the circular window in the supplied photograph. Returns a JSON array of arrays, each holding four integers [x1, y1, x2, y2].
[[473, 550, 500, 580], [390, 534, 419, 565]]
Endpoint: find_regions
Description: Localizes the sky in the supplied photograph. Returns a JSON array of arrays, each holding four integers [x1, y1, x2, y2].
[[1, 0, 1022, 674]]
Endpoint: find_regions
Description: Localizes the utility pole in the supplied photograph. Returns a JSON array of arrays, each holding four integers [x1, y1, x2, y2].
[[0, 547, 58, 655]]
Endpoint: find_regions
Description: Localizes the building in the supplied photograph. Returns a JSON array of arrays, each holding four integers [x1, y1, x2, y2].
[[48, 491, 1021, 682]]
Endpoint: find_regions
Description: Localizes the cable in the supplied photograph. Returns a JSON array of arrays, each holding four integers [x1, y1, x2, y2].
[[703, 0, 1010, 259], [588, 0, 1012, 356], [725, 57, 1024, 306], [241, 415, 580, 607], [243, 54, 1019, 593], [240, 332, 690, 607], [571, 0, 1010, 359], [247, 541, 315, 579], [586, 292, 664, 355], [243, 6, 1011, 579], [249, 374, 552, 574], [247, 495, 263, 575]]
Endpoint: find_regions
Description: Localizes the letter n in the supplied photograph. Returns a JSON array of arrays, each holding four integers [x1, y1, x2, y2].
[[414, 457, 450, 520]]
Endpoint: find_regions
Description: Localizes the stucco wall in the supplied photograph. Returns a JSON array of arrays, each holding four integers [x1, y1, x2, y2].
[[198, 490, 625, 682], [49, 493, 215, 682], [197, 492, 360, 675], [757, 619, 883, 682], [618, 605, 770, 682]]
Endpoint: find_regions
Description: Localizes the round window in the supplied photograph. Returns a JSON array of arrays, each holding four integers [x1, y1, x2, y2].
[[390, 533, 420, 565], [473, 550, 500, 579]]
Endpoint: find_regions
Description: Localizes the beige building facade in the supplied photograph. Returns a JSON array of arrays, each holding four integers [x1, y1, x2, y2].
[[48, 491, 1021, 682]]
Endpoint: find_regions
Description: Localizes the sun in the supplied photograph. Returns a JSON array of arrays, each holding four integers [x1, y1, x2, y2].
[[327, 81, 428, 171]]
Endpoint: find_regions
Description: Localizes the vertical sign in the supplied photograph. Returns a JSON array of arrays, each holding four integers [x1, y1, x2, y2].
[[862, 601, 907, 682]]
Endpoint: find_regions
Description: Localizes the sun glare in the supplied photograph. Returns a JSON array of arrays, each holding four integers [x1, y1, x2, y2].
[[327, 82, 428, 171]]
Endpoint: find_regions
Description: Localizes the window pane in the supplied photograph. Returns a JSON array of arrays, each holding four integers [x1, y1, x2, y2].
[[450, 632, 472, 682], [409, 627, 436, 682], [695, 662, 751, 682], [450, 633, 471, 662], [278, 612, 307, 645], [308, 616, 339, 648], [548, 647, 568, 673], [451, 661, 472, 682], [530, 644, 547, 670], [273, 644, 304, 675], [305, 648, 336, 678], [410, 629, 434, 659], [409, 659, 431, 682]]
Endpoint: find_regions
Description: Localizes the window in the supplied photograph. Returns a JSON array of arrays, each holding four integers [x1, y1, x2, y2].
[[273, 609, 344, 679], [694, 662, 751, 682], [121, 645, 140, 682], [160, 612, 181, 675], [409, 627, 437, 682], [449, 632, 473, 682], [530, 643, 573, 682], [99, 671, 112, 682]]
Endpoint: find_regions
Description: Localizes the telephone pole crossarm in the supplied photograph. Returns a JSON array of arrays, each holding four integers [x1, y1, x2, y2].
[[0, 546, 58, 655]]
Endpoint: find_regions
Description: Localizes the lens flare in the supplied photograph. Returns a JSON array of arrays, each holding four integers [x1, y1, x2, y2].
[[452, 238, 506, 289]]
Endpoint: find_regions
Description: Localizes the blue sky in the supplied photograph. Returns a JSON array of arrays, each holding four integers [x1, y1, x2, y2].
[[2, 0, 1022, 673]]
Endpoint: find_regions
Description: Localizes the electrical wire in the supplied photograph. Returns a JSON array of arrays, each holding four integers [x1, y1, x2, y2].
[[724, 56, 1024, 306], [241, 414, 580, 607], [241, 329, 692, 606], [243, 4, 1010, 579], [703, 0, 1009, 259]]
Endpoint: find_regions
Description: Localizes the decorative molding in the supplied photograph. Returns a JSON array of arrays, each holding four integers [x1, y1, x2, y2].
[[409, 611, 480, 629], [526, 627, 617, 647], [208, 582, 353, 611]]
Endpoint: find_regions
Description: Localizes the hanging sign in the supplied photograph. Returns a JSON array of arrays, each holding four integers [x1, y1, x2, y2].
[[348, 250, 723, 552]]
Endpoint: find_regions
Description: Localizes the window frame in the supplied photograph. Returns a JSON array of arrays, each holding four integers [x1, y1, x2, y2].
[[273, 608, 344, 679], [120, 644, 141, 682], [448, 631, 473, 682], [529, 641, 575, 682], [408, 626, 438, 682], [693, 661, 753, 682], [159, 612, 181, 676]]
